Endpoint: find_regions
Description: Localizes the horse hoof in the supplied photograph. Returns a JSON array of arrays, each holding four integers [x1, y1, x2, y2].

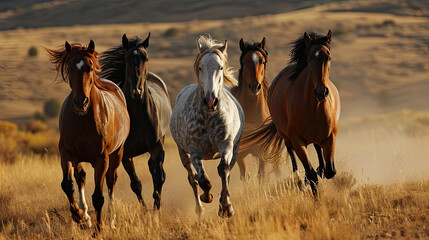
[[200, 193, 213, 203], [218, 204, 234, 218], [92, 222, 103, 238], [317, 166, 325, 179], [325, 169, 336, 179]]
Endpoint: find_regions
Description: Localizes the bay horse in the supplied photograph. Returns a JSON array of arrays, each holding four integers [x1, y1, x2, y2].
[[231, 37, 270, 180], [242, 30, 340, 196], [100, 33, 172, 209], [46, 40, 130, 235], [170, 35, 244, 217]]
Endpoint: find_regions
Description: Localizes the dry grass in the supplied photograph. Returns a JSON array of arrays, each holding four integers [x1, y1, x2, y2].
[[0, 153, 427, 239], [1, 112, 429, 240]]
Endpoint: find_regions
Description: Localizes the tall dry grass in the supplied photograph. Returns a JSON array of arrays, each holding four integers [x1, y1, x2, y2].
[[0, 111, 429, 239]]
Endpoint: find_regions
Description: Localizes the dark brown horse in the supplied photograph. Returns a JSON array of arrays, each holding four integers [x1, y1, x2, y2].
[[46, 40, 130, 235], [100, 33, 172, 209], [242, 30, 340, 195], [231, 37, 270, 180]]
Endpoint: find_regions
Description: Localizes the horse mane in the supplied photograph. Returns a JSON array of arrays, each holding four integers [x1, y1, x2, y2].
[[238, 41, 269, 98], [194, 35, 238, 88], [45, 43, 117, 93], [288, 32, 331, 80], [99, 37, 143, 88]]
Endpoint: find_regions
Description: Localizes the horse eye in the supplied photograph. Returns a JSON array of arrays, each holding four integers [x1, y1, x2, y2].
[[328, 57, 332, 61], [220, 66, 223, 70], [199, 67, 202, 71]]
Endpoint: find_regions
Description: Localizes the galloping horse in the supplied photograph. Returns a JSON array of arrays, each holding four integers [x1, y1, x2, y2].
[[100, 33, 172, 209], [231, 37, 270, 180], [170, 36, 244, 217], [242, 30, 340, 196], [46, 40, 130, 235]]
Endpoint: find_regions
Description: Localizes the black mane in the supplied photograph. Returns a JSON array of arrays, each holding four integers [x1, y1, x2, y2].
[[99, 37, 142, 88], [288, 32, 330, 80]]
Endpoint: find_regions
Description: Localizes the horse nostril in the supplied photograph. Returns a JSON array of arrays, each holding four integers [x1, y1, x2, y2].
[[324, 87, 329, 97], [83, 97, 89, 105], [256, 83, 261, 91], [213, 98, 219, 107]]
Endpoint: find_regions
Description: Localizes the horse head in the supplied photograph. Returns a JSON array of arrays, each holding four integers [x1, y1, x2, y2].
[[304, 30, 332, 102], [239, 37, 267, 96], [122, 33, 150, 100]]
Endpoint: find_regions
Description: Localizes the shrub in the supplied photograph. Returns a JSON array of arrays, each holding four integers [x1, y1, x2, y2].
[[164, 28, 179, 37], [26, 119, 48, 133], [28, 46, 38, 57], [43, 99, 61, 118]]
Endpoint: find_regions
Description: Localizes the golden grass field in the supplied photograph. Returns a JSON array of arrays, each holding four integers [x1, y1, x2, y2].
[[0, 0, 428, 239]]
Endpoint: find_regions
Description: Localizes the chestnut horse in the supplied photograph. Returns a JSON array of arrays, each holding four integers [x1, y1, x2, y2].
[[242, 30, 340, 195], [231, 37, 270, 180], [46, 40, 130, 235], [100, 33, 172, 210]]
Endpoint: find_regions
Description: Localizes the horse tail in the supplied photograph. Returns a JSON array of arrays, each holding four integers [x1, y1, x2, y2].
[[240, 117, 285, 170]]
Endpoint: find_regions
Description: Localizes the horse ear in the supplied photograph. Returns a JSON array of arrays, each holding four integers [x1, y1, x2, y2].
[[65, 41, 71, 53], [219, 40, 227, 54], [122, 34, 129, 50], [260, 37, 266, 49], [87, 40, 95, 54], [197, 39, 203, 53], [304, 32, 312, 46], [140, 32, 150, 49], [239, 38, 245, 51], [326, 29, 332, 44]]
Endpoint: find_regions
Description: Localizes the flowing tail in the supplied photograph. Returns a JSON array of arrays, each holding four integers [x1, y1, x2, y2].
[[240, 117, 285, 170]]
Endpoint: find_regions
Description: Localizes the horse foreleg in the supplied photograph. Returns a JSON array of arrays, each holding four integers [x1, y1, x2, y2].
[[148, 141, 166, 210], [92, 155, 108, 237], [122, 156, 145, 207], [291, 141, 318, 197], [218, 145, 235, 218], [178, 148, 203, 217], [314, 144, 325, 179], [322, 135, 337, 179], [73, 163, 92, 228], [60, 151, 85, 224], [285, 142, 303, 189], [106, 147, 123, 229], [190, 149, 212, 204]]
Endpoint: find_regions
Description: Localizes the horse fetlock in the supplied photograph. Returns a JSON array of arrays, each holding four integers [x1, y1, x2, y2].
[[198, 176, 212, 192], [61, 179, 74, 194], [200, 192, 213, 203], [317, 166, 325, 179], [218, 203, 234, 218], [153, 191, 161, 210]]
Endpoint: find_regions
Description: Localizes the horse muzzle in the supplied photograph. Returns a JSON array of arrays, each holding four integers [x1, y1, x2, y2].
[[131, 88, 142, 99], [248, 83, 261, 96], [73, 97, 89, 116], [203, 92, 219, 112], [314, 86, 329, 102]]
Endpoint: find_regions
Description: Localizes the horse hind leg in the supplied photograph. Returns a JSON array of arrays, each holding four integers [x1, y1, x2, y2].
[[60, 151, 86, 225], [178, 148, 204, 217], [285, 142, 303, 189], [148, 141, 166, 210], [314, 144, 325, 179], [236, 152, 248, 182], [122, 156, 145, 207], [73, 163, 92, 228]]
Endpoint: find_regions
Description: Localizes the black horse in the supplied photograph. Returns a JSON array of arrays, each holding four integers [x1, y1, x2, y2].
[[100, 33, 172, 209]]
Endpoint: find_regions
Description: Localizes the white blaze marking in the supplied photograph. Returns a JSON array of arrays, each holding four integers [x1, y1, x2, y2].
[[133, 50, 138, 55], [315, 50, 321, 57], [252, 52, 260, 64], [76, 60, 84, 70]]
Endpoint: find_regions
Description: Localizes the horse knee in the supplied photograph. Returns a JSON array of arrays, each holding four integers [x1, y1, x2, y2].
[[61, 179, 74, 194], [217, 162, 229, 178], [92, 191, 104, 211]]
